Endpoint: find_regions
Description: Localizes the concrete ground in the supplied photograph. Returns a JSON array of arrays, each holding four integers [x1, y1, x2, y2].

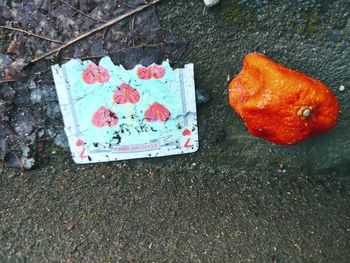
[[1, 0, 350, 262]]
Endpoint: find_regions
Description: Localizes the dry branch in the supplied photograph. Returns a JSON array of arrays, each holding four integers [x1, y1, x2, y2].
[[31, 0, 162, 63]]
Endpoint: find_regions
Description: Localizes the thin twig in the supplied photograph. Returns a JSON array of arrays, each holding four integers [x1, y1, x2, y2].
[[131, 15, 136, 31], [59, 0, 107, 23], [36, 137, 52, 142], [102, 27, 108, 41], [31, 0, 162, 63], [112, 42, 163, 53], [0, 120, 17, 135], [13, 152, 24, 173], [131, 15, 136, 47], [0, 79, 18, 84], [0, 25, 63, 44]]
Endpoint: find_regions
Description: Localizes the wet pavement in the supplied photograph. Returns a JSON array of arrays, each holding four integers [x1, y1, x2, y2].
[[1, 0, 350, 262]]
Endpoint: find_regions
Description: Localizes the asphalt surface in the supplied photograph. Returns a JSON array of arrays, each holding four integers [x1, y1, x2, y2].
[[1, 0, 350, 262]]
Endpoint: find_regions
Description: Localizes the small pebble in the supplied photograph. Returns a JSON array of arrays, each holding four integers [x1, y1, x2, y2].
[[339, 85, 345, 91], [0, 85, 15, 100], [30, 89, 42, 103], [204, 0, 220, 7], [37, 129, 45, 138], [53, 133, 69, 149], [27, 80, 37, 90], [45, 102, 61, 119], [46, 124, 57, 138], [195, 89, 210, 106]]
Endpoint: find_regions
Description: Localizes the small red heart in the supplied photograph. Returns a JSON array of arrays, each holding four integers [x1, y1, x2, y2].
[[182, 129, 191, 136], [76, 139, 85, 147]]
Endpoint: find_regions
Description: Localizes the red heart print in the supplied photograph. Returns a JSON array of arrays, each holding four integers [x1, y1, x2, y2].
[[82, 64, 110, 84], [113, 83, 140, 104], [182, 129, 192, 136], [137, 65, 166, 80], [92, 106, 118, 128], [144, 102, 170, 123], [149, 64, 166, 79], [137, 66, 152, 80], [76, 139, 85, 147]]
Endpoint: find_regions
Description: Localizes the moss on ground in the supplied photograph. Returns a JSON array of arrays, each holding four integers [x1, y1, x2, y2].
[[292, 10, 323, 35], [219, 0, 259, 30]]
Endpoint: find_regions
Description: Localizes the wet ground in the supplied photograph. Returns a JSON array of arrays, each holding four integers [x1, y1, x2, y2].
[[1, 0, 350, 262]]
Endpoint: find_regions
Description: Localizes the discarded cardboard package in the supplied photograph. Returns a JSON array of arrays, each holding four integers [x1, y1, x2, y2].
[[52, 57, 198, 164]]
